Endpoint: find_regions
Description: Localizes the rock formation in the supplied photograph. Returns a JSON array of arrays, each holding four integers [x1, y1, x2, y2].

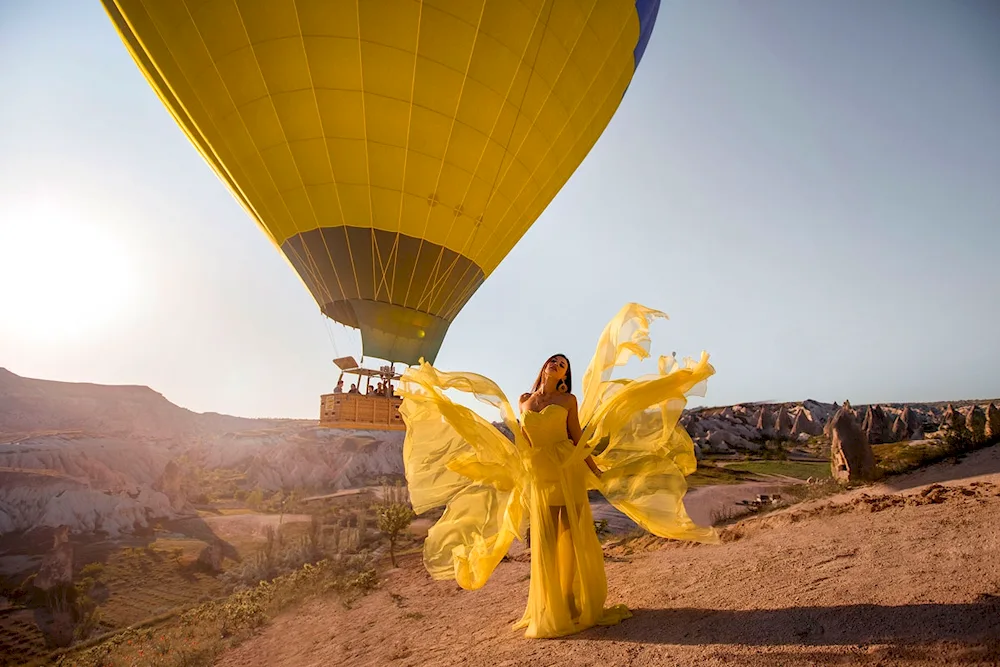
[[803, 399, 837, 426], [889, 415, 909, 442], [900, 405, 919, 434], [792, 408, 824, 435], [966, 405, 987, 440], [891, 415, 909, 442], [243, 428, 406, 491], [755, 406, 774, 437], [878, 405, 893, 442], [986, 403, 1000, 440], [827, 401, 855, 436], [32, 526, 74, 592], [941, 404, 963, 431], [829, 406, 875, 483], [861, 406, 885, 444], [0, 456, 180, 537], [774, 406, 792, 437], [154, 459, 190, 514], [198, 538, 225, 572], [791, 409, 810, 437]]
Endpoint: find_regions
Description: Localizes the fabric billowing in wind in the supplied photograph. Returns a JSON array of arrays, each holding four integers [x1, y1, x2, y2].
[[397, 303, 717, 638]]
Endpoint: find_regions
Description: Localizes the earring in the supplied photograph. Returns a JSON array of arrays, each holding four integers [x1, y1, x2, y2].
[[558, 381, 568, 393]]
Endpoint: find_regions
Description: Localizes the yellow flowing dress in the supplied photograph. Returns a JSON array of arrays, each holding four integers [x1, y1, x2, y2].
[[396, 304, 718, 638]]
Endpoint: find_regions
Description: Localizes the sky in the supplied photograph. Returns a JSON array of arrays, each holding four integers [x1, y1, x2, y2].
[[1, 1, 999, 420]]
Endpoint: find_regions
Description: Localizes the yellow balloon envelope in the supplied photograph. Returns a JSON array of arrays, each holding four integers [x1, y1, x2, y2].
[[103, 0, 660, 364]]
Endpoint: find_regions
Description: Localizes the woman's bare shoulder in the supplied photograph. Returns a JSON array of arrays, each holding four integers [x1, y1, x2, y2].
[[556, 393, 579, 409]]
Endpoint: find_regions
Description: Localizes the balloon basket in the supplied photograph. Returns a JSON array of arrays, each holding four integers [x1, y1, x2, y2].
[[320, 357, 406, 430]]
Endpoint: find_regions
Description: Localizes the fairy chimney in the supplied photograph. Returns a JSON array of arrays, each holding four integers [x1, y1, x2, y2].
[[774, 405, 792, 437], [941, 404, 962, 431], [861, 405, 890, 445], [829, 406, 876, 483], [986, 403, 1000, 440], [791, 409, 810, 437], [825, 401, 849, 437], [891, 414, 909, 442], [966, 405, 987, 440], [861, 406, 873, 432], [756, 406, 775, 437], [876, 405, 891, 443]]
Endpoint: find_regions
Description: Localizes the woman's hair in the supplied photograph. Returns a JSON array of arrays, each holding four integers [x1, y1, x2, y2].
[[530, 354, 572, 394]]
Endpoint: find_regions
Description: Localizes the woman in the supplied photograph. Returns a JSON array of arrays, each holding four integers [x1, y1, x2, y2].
[[397, 304, 718, 638]]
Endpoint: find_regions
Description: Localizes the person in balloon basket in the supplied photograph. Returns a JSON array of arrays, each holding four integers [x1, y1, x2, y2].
[[396, 303, 718, 639]]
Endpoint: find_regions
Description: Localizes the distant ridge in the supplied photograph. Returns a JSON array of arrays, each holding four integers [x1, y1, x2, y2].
[[0, 367, 303, 439]]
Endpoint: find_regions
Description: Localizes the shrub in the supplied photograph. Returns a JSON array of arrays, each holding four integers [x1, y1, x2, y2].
[[372, 502, 415, 568], [246, 489, 264, 510], [874, 425, 996, 478]]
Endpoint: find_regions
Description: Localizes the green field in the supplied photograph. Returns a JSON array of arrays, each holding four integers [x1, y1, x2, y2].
[[687, 465, 756, 487], [723, 460, 831, 480]]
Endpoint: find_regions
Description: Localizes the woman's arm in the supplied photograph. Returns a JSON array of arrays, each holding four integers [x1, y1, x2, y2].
[[566, 394, 583, 445], [518, 393, 534, 447], [567, 396, 602, 477]]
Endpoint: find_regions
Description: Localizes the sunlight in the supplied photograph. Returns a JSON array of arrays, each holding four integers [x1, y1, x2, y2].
[[0, 203, 136, 343]]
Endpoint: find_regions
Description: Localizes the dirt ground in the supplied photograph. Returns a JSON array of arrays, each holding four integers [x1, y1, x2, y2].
[[218, 445, 1000, 667]]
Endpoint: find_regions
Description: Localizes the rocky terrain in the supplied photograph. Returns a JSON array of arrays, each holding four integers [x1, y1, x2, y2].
[[0, 368, 403, 538], [0, 466, 176, 537], [682, 398, 997, 454], [2, 367, 997, 539]]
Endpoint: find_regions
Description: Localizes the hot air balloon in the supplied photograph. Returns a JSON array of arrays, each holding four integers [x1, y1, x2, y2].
[[103, 0, 660, 366]]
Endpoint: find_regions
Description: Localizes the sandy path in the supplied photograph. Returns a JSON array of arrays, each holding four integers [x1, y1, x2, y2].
[[589, 481, 792, 532], [682, 481, 793, 525], [218, 445, 1000, 667]]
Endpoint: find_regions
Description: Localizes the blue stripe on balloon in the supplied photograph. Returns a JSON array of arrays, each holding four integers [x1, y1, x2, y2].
[[633, 0, 660, 70]]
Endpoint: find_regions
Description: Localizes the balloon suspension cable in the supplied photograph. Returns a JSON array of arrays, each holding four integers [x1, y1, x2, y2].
[[323, 317, 364, 369]]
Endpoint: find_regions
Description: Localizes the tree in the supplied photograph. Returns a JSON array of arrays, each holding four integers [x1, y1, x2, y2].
[[246, 488, 264, 510], [373, 501, 415, 568]]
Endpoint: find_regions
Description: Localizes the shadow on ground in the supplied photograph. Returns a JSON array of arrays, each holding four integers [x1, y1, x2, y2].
[[576, 599, 1000, 648]]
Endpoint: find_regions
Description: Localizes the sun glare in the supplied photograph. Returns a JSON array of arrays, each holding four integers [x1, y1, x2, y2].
[[0, 205, 136, 343]]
